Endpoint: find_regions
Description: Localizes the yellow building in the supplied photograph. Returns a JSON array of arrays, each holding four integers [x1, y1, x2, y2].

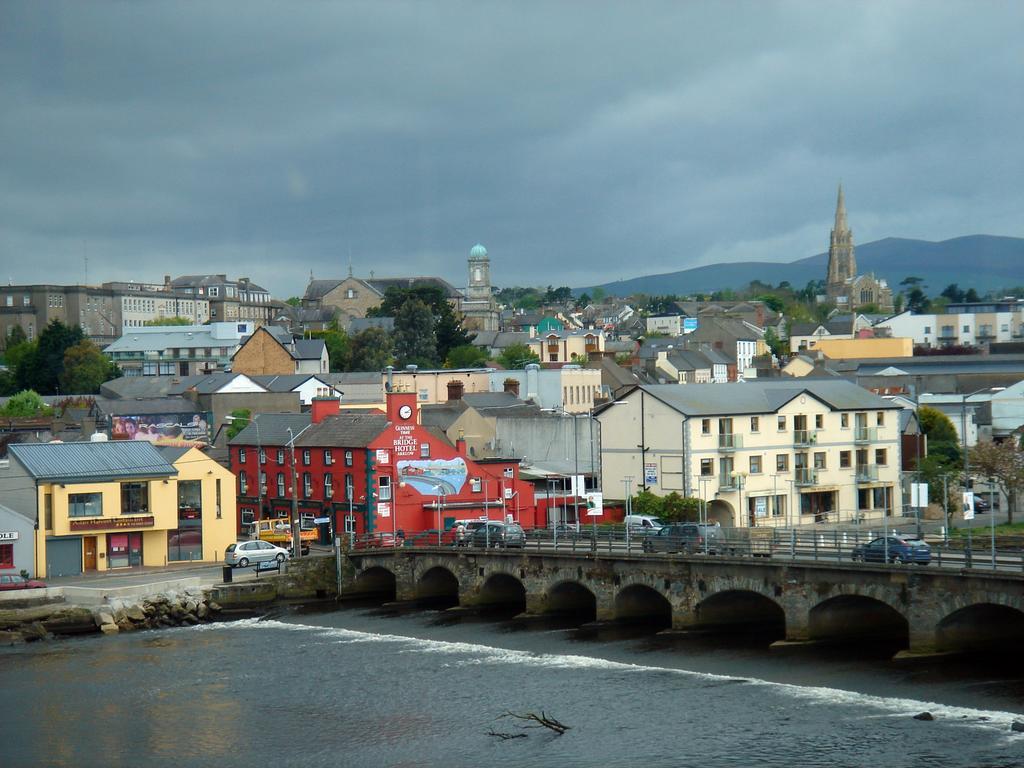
[[807, 337, 913, 359], [529, 329, 605, 365], [0, 441, 236, 577]]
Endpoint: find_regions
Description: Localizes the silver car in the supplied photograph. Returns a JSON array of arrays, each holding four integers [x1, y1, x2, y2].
[[225, 540, 291, 567]]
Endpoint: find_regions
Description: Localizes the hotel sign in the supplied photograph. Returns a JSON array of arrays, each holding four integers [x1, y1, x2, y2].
[[0, 531, 18, 542]]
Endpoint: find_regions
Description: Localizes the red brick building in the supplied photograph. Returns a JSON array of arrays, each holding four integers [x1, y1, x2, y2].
[[228, 392, 539, 538]]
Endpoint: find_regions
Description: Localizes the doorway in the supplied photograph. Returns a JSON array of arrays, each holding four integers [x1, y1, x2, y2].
[[83, 536, 97, 571]]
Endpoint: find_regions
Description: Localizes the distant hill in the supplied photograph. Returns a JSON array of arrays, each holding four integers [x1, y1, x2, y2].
[[584, 235, 1024, 297]]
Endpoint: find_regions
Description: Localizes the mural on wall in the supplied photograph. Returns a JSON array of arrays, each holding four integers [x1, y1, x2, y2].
[[111, 413, 210, 447], [396, 458, 469, 496]]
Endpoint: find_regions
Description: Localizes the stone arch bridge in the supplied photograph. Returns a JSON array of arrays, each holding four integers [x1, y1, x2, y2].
[[344, 549, 1024, 655]]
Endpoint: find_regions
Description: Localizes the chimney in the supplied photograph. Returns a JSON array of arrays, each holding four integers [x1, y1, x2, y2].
[[503, 378, 520, 397], [311, 389, 341, 423], [447, 380, 465, 402], [525, 363, 540, 400], [385, 365, 394, 392]]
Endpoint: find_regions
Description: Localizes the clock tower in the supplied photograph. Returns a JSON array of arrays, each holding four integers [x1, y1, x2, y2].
[[462, 243, 499, 331]]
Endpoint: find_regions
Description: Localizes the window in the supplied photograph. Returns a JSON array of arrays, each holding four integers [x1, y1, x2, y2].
[[239, 448, 247, 464], [750, 416, 759, 432], [841, 413, 849, 429], [378, 475, 392, 501], [239, 471, 248, 496], [749, 455, 762, 474], [345, 450, 353, 467], [121, 482, 149, 515], [813, 452, 826, 470], [876, 411, 885, 427], [324, 449, 333, 465], [277, 473, 285, 497], [345, 474, 354, 501], [777, 416, 786, 431], [963, 325, 969, 332], [924, 326, 931, 334], [259, 448, 266, 464], [324, 473, 333, 499], [177, 480, 202, 527], [839, 451, 851, 468], [0, 544, 13, 569], [346, 288, 356, 299], [815, 414, 824, 429], [208, 286, 219, 297], [470, 477, 482, 493], [701, 419, 711, 435], [303, 450, 311, 465], [420, 442, 430, 458], [700, 458, 714, 476], [277, 449, 285, 464], [776, 454, 789, 472], [875, 448, 888, 466], [303, 472, 313, 498], [259, 472, 267, 494], [45, 493, 52, 530], [69, 492, 102, 517]]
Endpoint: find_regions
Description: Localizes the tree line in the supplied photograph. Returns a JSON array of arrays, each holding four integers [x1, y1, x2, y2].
[[1, 320, 120, 397]]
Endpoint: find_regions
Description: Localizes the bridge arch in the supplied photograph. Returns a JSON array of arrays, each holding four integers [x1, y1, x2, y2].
[[695, 589, 785, 638], [477, 571, 527, 613], [614, 583, 672, 629], [808, 593, 908, 646], [706, 500, 734, 526], [351, 566, 397, 601], [416, 566, 460, 608], [936, 602, 1024, 654], [544, 580, 597, 623]]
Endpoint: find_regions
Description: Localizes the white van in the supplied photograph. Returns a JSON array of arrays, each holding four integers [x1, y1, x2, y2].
[[624, 515, 664, 533]]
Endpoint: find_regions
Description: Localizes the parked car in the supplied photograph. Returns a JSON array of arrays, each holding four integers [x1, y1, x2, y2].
[[850, 536, 931, 565], [224, 540, 291, 568], [405, 529, 459, 548], [470, 521, 526, 549], [624, 515, 664, 534], [360, 532, 400, 549], [642, 523, 724, 554], [453, 519, 489, 546], [0, 574, 47, 591]]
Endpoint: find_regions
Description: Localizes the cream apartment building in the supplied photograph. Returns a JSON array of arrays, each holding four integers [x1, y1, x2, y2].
[[595, 380, 903, 528]]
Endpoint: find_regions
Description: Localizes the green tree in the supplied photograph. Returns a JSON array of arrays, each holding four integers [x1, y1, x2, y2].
[[496, 343, 540, 369], [660, 493, 701, 523], [59, 340, 117, 394], [369, 286, 474, 363], [940, 284, 965, 303], [226, 409, 251, 441], [4, 325, 27, 349], [285, 297, 302, 307], [16, 319, 84, 394], [763, 327, 785, 358], [309, 328, 351, 372], [631, 489, 664, 517], [0, 389, 51, 418], [348, 327, 394, 371], [393, 298, 438, 367], [968, 440, 1024, 525], [964, 288, 981, 303], [919, 406, 959, 446], [445, 344, 488, 369], [591, 287, 607, 303], [143, 317, 191, 326], [754, 294, 785, 313], [905, 287, 929, 314]]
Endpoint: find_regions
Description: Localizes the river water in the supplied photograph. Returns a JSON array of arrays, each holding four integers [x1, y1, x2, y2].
[[3, 604, 1024, 768]]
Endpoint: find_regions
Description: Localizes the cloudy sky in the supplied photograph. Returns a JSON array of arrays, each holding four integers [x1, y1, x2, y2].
[[1, 1, 1021, 298]]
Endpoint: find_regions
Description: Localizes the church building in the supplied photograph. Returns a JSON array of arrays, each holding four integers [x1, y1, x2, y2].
[[459, 243, 500, 332], [824, 185, 893, 312]]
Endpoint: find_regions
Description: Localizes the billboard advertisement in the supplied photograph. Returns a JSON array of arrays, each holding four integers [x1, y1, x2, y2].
[[396, 457, 469, 495], [111, 413, 211, 446], [682, 317, 699, 333]]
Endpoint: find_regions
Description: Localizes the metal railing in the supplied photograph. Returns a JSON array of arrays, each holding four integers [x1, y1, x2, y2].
[[854, 426, 877, 443], [793, 429, 817, 447], [854, 463, 878, 483], [794, 467, 817, 486], [348, 527, 1024, 572], [718, 433, 742, 451]]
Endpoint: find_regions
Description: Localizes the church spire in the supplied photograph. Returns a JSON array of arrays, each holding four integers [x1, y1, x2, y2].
[[834, 183, 848, 233]]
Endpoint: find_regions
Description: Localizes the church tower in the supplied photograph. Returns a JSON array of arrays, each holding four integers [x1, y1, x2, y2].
[[462, 243, 499, 332], [826, 184, 857, 300]]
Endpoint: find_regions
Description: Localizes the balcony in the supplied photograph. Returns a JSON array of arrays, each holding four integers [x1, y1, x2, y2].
[[854, 427, 877, 444], [855, 464, 879, 483], [793, 429, 817, 447], [718, 474, 738, 491], [795, 468, 818, 487], [718, 433, 742, 452]]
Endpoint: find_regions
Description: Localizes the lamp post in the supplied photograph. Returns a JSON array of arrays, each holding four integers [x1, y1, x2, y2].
[[622, 475, 634, 549], [960, 386, 1005, 567], [286, 427, 300, 558]]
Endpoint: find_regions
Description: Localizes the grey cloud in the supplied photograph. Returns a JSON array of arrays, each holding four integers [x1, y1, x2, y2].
[[1, 0, 1021, 297]]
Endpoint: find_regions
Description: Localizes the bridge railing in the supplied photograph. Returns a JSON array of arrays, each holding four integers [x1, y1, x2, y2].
[[349, 527, 1024, 572]]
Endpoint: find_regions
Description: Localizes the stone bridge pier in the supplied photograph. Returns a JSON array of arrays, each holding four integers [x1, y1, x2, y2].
[[346, 550, 1024, 657]]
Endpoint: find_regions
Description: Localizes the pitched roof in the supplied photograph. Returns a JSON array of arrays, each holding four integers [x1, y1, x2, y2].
[[293, 339, 326, 360], [367, 276, 463, 299], [227, 413, 312, 446], [293, 412, 389, 448], [94, 396, 201, 416], [303, 279, 344, 301], [10, 441, 177, 482], [600, 379, 898, 418]]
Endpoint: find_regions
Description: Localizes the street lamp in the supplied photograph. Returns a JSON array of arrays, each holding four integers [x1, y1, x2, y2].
[[960, 386, 1006, 566], [286, 426, 300, 558]]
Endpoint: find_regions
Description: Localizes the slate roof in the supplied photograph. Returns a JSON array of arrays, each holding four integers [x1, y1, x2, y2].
[[9, 441, 177, 482], [101, 376, 183, 399], [156, 445, 191, 464], [227, 413, 312, 447], [303, 279, 344, 301], [250, 374, 334, 393], [600, 380, 898, 418], [105, 326, 239, 353], [293, 339, 326, 360], [94, 396, 201, 416], [367, 277, 463, 299], [293, 413, 389, 448]]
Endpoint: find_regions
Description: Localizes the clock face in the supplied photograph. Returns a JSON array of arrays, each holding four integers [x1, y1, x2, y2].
[[399, 405, 413, 420]]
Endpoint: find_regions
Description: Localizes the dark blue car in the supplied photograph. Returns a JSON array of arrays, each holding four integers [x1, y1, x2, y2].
[[851, 536, 931, 565]]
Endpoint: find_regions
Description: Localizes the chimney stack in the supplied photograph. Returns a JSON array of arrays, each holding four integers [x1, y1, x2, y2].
[[503, 378, 520, 397], [311, 389, 341, 423], [447, 380, 465, 401]]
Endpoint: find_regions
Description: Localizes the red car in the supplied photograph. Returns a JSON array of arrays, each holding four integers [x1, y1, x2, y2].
[[0, 574, 47, 591]]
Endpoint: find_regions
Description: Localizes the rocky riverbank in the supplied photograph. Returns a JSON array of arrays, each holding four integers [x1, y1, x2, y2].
[[0, 588, 226, 645]]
